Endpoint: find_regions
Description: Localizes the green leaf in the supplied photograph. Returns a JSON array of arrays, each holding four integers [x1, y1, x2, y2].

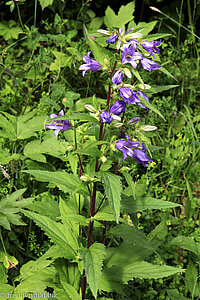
[[61, 281, 81, 300], [0, 20, 22, 40], [73, 148, 100, 158], [149, 85, 179, 94], [142, 33, 172, 41], [138, 97, 166, 121], [101, 173, 122, 223], [83, 25, 113, 67], [121, 171, 136, 200], [121, 195, 180, 212], [185, 260, 200, 297], [131, 68, 144, 84], [104, 2, 135, 29], [159, 66, 177, 81], [136, 21, 157, 35], [22, 170, 89, 196], [170, 236, 200, 257], [55, 112, 99, 124], [166, 289, 189, 300], [39, 0, 53, 10], [80, 243, 105, 298], [22, 210, 76, 260]]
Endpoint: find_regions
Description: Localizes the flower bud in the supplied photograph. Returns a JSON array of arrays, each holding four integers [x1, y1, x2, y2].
[[112, 122, 123, 128], [112, 114, 121, 122], [80, 174, 91, 182], [124, 68, 132, 79], [100, 156, 107, 163], [97, 29, 110, 36], [125, 32, 143, 40], [137, 84, 151, 90], [84, 105, 97, 113], [104, 58, 110, 66], [142, 125, 157, 131]]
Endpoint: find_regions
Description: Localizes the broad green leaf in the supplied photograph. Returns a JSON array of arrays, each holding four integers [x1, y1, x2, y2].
[[159, 66, 177, 80], [61, 281, 81, 300], [39, 0, 53, 10], [80, 243, 105, 298], [185, 260, 200, 297], [101, 173, 122, 223], [22, 210, 76, 260], [149, 85, 179, 94], [22, 170, 89, 196], [166, 289, 189, 300], [104, 2, 135, 29], [170, 236, 200, 257], [136, 21, 157, 35], [138, 97, 166, 121], [121, 171, 136, 200], [0, 20, 22, 40], [0, 283, 14, 294], [121, 195, 180, 212], [73, 148, 100, 158], [131, 68, 144, 84], [101, 261, 182, 287], [142, 33, 172, 41], [83, 25, 113, 67]]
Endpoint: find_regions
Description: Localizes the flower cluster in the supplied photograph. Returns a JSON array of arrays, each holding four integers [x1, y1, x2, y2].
[[77, 27, 161, 166]]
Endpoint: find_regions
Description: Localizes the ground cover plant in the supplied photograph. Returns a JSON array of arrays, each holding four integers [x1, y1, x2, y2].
[[0, 0, 199, 299]]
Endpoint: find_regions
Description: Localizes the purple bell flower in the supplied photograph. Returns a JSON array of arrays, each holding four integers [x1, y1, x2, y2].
[[106, 33, 118, 44], [129, 117, 140, 124], [141, 58, 161, 71], [115, 136, 140, 161], [119, 87, 140, 105], [79, 52, 102, 76], [141, 40, 161, 58], [121, 43, 142, 69], [46, 110, 71, 137], [137, 91, 149, 110], [112, 70, 123, 85], [132, 148, 152, 166], [100, 111, 113, 124], [110, 100, 126, 115]]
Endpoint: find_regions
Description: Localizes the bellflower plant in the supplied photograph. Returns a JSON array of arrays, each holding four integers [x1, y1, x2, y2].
[[29, 12, 180, 300]]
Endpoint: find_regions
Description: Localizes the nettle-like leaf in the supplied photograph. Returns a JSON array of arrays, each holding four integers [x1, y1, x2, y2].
[[22, 210, 77, 260], [185, 260, 200, 297], [104, 2, 135, 29], [101, 172, 122, 223], [149, 84, 179, 94], [0, 189, 33, 230], [0, 111, 47, 141], [121, 195, 181, 212], [22, 170, 89, 196], [138, 96, 166, 121], [83, 25, 113, 67], [0, 20, 22, 40], [170, 236, 200, 257], [100, 261, 183, 293], [39, 0, 53, 10], [80, 243, 105, 299]]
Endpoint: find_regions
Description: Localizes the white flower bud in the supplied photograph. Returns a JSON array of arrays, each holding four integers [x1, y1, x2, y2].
[[125, 32, 143, 40], [100, 156, 107, 163], [80, 174, 91, 182], [97, 29, 110, 36], [124, 68, 132, 79], [137, 84, 151, 90], [112, 122, 123, 128], [84, 105, 97, 113], [112, 115, 121, 122], [142, 125, 157, 131]]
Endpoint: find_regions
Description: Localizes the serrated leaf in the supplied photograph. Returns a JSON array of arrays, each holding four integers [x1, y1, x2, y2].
[[131, 68, 144, 84], [136, 21, 157, 35], [143, 33, 172, 41], [185, 260, 200, 297], [121, 195, 180, 212], [22, 210, 76, 260], [121, 171, 136, 200], [170, 236, 200, 257], [159, 66, 177, 80], [61, 281, 81, 300], [104, 2, 135, 29], [149, 85, 179, 94], [54, 112, 99, 124], [80, 243, 105, 298], [101, 173, 122, 223], [138, 97, 166, 121], [83, 25, 113, 66], [39, 0, 53, 10]]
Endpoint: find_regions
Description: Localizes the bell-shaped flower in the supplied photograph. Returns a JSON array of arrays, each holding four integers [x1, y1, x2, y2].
[[121, 43, 142, 69], [106, 32, 118, 44], [79, 52, 102, 76], [110, 100, 126, 115], [119, 87, 140, 105], [129, 117, 140, 124], [132, 148, 152, 166], [46, 110, 71, 137], [141, 40, 161, 58], [112, 70, 123, 85], [100, 111, 113, 124], [137, 91, 149, 110], [116, 136, 140, 161], [141, 57, 161, 71]]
